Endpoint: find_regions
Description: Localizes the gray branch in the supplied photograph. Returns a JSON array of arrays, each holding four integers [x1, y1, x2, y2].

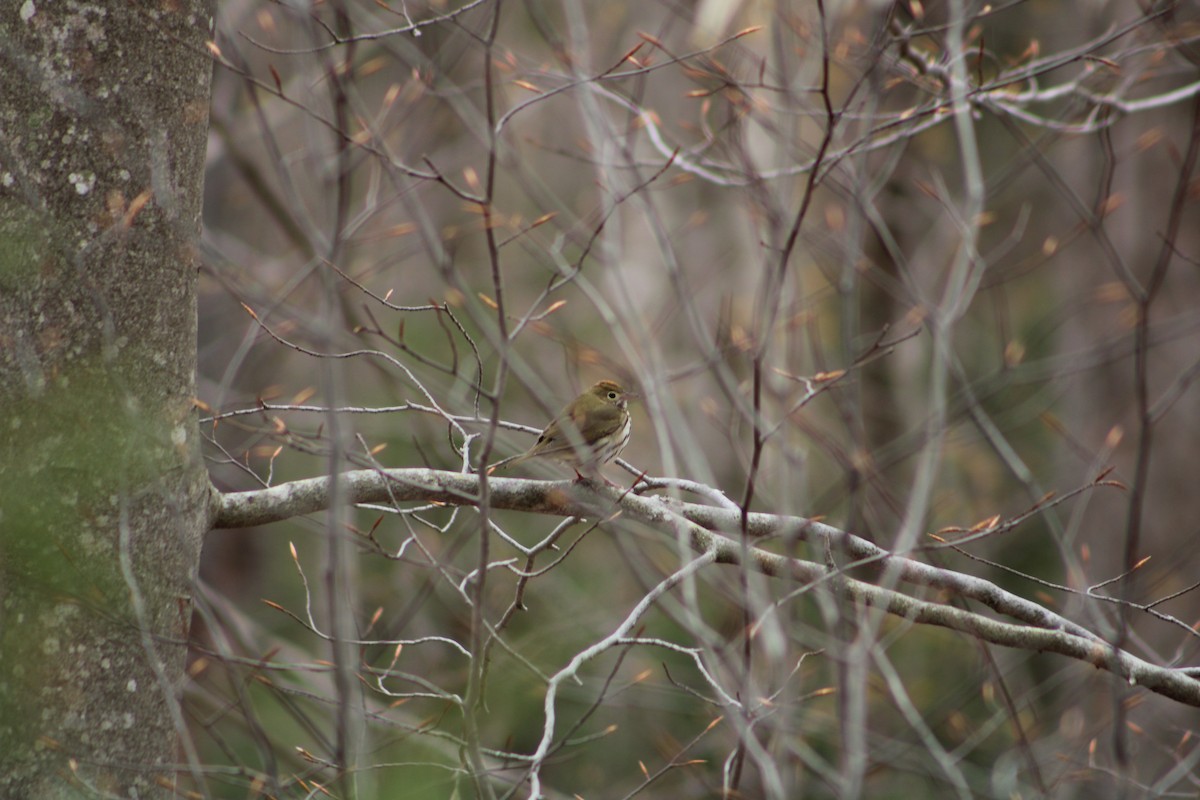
[[212, 468, 1200, 708]]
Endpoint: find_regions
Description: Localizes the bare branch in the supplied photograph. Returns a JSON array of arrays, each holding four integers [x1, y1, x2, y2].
[[211, 470, 1200, 708]]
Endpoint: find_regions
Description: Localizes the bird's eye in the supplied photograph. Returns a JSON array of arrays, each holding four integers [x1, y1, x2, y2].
[[607, 391, 618, 400]]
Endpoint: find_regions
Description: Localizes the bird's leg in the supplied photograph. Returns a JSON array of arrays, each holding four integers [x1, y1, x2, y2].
[[572, 468, 607, 487], [572, 466, 624, 489]]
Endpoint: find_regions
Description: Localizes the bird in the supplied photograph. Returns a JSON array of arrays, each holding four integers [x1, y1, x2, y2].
[[496, 380, 634, 480]]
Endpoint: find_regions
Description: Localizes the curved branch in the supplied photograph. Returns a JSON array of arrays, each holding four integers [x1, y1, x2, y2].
[[211, 469, 1200, 708]]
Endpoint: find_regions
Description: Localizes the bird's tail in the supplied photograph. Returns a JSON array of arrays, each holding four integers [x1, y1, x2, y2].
[[483, 452, 524, 475]]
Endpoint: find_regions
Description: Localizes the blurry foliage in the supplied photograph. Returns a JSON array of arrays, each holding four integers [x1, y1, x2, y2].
[[189, 0, 1200, 797]]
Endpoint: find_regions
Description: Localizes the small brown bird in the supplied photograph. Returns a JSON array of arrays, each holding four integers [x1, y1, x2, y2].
[[501, 380, 634, 478]]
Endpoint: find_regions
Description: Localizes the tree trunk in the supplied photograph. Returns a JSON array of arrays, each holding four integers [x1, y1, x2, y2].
[[0, 2, 214, 795]]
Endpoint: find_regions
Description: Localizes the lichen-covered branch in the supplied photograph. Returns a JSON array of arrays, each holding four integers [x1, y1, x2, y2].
[[211, 468, 1200, 708]]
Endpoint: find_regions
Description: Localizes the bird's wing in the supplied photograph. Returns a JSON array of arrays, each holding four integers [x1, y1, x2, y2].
[[572, 402, 623, 432], [533, 404, 610, 456], [527, 417, 576, 456]]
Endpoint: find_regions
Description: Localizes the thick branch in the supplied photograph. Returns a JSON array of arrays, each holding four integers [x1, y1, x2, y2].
[[212, 468, 1200, 707]]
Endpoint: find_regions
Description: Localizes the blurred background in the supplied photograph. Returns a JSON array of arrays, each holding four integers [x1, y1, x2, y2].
[[194, 0, 1200, 797]]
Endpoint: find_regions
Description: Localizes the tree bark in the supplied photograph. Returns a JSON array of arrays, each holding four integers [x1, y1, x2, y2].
[[0, 2, 215, 795]]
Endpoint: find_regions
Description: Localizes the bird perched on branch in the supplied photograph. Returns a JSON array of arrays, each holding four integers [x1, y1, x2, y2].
[[493, 380, 634, 480]]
